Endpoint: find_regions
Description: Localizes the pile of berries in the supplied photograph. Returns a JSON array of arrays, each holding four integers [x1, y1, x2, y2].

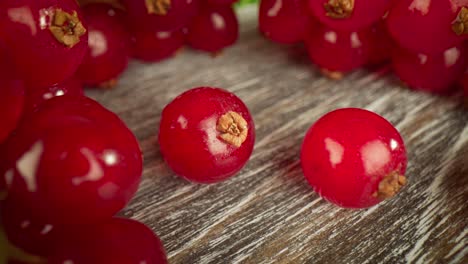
[[0, 0, 411, 262], [259, 0, 468, 95]]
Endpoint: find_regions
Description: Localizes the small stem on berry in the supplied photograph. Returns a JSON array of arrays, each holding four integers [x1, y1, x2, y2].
[[146, 0, 172, 15], [98, 79, 118, 89], [373, 171, 407, 200], [324, 0, 355, 19], [217, 111, 248, 147], [49, 9, 87, 48], [452, 7, 468, 36], [321, 69, 344, 80]]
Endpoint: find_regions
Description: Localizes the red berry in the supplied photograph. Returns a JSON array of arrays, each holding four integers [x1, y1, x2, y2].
[[159, 87, 255, 183], [47, 218, 167, 264], [305, 23, 372, 76], [0, 62, 25, 145], [187, 3, 239, 52], [24, 78, 83, 113], [76, 4, 131, 87], [1, 96, 142, 225], [259, 0, 309, 44], [301, 108, 407, 209], [462, 67, 468, 96], [367, 20, 394, 66], [0, 0, 88, 87], [122, 0, 199, 31], [392, 44, 467, 94], [308, 0, 393, 31], [132, 28, 185, 62], [387, 0, 467, 55]]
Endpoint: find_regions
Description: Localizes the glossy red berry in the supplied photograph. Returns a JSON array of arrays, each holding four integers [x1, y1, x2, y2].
[[1, 96, 142, 225], [76, 4, 130, 88], [259, 0, 309, 44], [387, 0, 467, 55], [305, 23, 372, 76], [122, 0, 199, 31], [392, 44, 467, 94], [462, 68, 468, 96], [308, 0, 393, 31], [132, 28, 185, 62], [0, 0, 88, 87], [187, 3, 239, 53], [301, 108, 407, 209], [207, 0, 238, 4], [24, 78, 83, 113], [47, 218, 167, 264], [159, 87, 255, 183]]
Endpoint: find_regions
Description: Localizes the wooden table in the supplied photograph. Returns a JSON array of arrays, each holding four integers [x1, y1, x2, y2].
[[87, 6, 468, 264]]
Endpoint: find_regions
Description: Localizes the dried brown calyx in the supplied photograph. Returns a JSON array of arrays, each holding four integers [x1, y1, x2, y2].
[[146, 0, 171, 15], [321, 69, 344, 80], [217, 111, 248, 147], [324, 0, 355, 19], [373, 171, 407, 200], [49, 9, 86, 48], [452, 7, 468, 36], [98, 79, 118, 89]]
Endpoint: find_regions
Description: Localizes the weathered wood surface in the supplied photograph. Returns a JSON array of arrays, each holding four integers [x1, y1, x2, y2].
[[87, 6, 468, 264]]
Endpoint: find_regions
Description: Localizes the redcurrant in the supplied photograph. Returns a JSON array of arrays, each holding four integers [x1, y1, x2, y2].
[[122, 0, 199, 31], [367, 21, 394, 66], [1, 96, 143, 225], [305, 23, 372, 77], [0, 0, 88, 87], [387, 0, 467, 54], [301, 108, 407, 208], [392, 44, 467, 94], [308, 0, 393, 31], [187, 3, 239, 53], [259, 0, 309, 44], [132, 28, 185, 62], [76, 4, 131, 88], [159, 87, 255, 183]]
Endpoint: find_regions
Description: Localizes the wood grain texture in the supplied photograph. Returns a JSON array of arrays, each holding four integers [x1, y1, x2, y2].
[[86, 6, 468, 264]]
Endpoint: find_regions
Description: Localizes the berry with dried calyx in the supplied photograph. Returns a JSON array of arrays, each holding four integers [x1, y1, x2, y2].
[[158, 87, 255, 183], [387, 0, 466, 54], [308, 0, 393, 31], [301, 108, 408, 208], [122, 0, 199, 31], [0, 0, 88, 87]]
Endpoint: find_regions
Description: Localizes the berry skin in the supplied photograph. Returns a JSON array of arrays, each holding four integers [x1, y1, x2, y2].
[[301, 108, 407, 209], [24, 78, 83, 113], [308, 0, 393, 31], [367, 21, 394, 66], [47, 218, 167, 264], [159, 87, 255, 183], [76, 4, 131, 88], [462, 68, 468, 97], [392, 44, 467, 94], [132, 28, 185, 62], [305, 23, 372, 77], [207, 0, 238, 4], [259, 0, 309, 44], [386, 0, 467, 55], [187, 3, 239, 53], [122, 0, 199, 31], [0, 0, 88, 87], [1, 96, 143, 225]]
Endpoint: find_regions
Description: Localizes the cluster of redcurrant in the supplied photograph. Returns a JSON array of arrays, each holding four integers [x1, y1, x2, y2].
[[259, 0, 468, 95]]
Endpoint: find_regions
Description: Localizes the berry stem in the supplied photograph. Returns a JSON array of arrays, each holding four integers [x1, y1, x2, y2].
[[217, 111, 248, 147], [452, 7, 468, 36], [373, 171, 407, 200], [324, 0, 355, 19], [146, 0, 171, 15], [49, 9, 86, 48]]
